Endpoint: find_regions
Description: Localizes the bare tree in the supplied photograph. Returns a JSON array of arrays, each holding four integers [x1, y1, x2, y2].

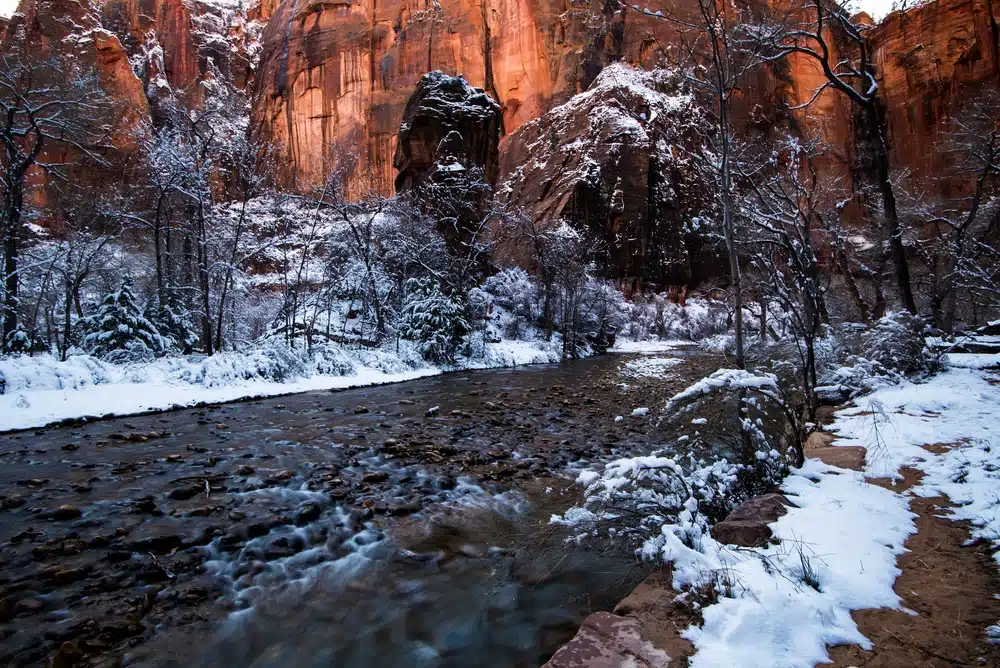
[[906, 89, 1000, 332], [640, 0, 789, 368], [767, 0, 918, 314], [213, 135, 278, 350], [739, 137, 832, 427], [0, 53, 111, 350]]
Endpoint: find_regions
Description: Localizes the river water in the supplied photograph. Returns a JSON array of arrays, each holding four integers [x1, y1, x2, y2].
[[0, 349, 722, 667]]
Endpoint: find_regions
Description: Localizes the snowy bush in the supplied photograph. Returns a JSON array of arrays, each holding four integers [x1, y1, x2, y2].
[[552, 368, 795, 556], [309, 343, 358, 376], [146, 300, 199, 354], [481, 268, 536, 339], [199, 339, 310, 387], [862, 311, 938, 377], [0, 353, 115, 395], [621, 297, 731, 343], [553, 448, 785, 553], [80, 281, 169, 362], [4, 325, 46, 355], [398, 278, 470, 363]]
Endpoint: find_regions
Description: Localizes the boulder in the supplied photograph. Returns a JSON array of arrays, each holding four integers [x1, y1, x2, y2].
[[711, 493, 791, 548], [544, 611, 672, 668], [805, 431, 867, 471]]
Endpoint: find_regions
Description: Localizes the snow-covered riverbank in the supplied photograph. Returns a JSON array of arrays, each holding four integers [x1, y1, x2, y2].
[[0, 338, 575, 432]]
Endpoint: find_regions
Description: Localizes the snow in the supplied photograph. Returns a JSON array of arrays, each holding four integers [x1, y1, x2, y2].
[[621, 356, 684, 378], [0, 337, 564, 432], [631, 407, 650, 417], [0, 355, 437, 432], [670, 459, 914, 668], [557, 363, 1000, 666], [675, 367, 1000, 666], [611, 339, 689, 353], [667, 368, 780, 406], [944, 352, 1000, 368]]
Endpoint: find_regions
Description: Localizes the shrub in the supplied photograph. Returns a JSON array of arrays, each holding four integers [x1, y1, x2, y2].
[[862, 311, 938, 377]]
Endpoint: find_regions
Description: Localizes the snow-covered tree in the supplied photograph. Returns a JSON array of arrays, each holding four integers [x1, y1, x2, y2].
[[398, 278, 469, 363], [1, 53, 112, 351], [481, 267, 537, 339], [145, 299, 199, 354], [81, 281, 167, 362]]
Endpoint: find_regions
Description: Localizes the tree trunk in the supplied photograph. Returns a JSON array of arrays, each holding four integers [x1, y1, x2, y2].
[[2, 202, 19, 349], [196, 204, 213, 355], [869, 103, 917, 314]]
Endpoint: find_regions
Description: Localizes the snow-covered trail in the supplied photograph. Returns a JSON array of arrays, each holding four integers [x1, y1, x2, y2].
[[676, 366, 1000, 667]]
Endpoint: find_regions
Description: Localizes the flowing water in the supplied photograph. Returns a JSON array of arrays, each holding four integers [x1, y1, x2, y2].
[[0, 349, 723, 667]]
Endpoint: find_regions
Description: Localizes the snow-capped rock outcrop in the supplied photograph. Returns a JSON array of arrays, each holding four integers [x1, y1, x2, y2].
[[394, 71, 502, 193], [499, 64, 723, 289]]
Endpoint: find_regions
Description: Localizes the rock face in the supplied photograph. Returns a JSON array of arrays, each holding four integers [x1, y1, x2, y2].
[[393, 71, 502, 192], [1, 0, 151, 208], [250, 0, 681, 196], [2, 0, 148, 122], [99, 0, 264, 104], [499, 64, 723, 287], [872, 0, 1000, 196]]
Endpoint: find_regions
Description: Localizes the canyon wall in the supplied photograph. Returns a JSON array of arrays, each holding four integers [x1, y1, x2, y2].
[[249, 0, 682, 196], [872, 0, 1000, 198], [4, 0, 999, 285]]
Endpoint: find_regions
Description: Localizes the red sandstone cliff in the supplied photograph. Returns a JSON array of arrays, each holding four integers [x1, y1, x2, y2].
[[249, 0, 682, 196], [872, 0, 1000, 196], [3, 0, 997, 222]]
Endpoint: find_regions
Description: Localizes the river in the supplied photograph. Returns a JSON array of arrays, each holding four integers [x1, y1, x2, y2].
[[0, 348, 723, 667]]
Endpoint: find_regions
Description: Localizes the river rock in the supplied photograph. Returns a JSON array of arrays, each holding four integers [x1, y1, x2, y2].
[[544, 611, 672, 668], [52, 504, 83, 520], [294, 502, 322, 525], [168, 485, 202, 501], [15, 597, 44, 616]]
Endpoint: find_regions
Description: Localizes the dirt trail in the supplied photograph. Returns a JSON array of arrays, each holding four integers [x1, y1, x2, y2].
[[823, 462, 1000, 668]]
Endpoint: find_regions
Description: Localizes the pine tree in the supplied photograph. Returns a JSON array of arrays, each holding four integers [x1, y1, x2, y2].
[[81, 281, 168, 361], [398, 278, 469, 363], [145, 299, 199, 354], [4, 325, 44, 355]]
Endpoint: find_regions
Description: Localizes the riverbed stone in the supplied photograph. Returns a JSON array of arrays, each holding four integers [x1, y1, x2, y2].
[[544, 611, 672, 668]]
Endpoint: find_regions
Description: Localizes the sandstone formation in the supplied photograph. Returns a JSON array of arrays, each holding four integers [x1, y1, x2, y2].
[[393, 71, 502, 192], [250, 0, 684, 196], [99, 0, 264, 104], [1, 0, 148, 121], [871, 0, 1000, 197], [545, 571, 693, 668], [499, 64, 723, 287], [1, 0, 151, 208]]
